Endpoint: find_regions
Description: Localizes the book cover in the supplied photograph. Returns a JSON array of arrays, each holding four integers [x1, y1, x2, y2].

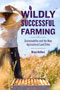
[[0, 0, 60, 90]]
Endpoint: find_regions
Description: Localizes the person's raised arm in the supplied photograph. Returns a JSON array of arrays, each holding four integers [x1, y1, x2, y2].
[[5, 5, 27, 30]]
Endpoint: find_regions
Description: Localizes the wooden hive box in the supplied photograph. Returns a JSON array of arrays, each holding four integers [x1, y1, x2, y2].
[[11, 78, 50, 90]]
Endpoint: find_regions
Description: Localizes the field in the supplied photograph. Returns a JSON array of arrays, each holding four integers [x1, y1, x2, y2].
[[0, 51, 60, 90]]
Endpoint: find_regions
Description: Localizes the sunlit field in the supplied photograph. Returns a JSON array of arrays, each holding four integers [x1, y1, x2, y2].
[[0, 51, 60, 90]]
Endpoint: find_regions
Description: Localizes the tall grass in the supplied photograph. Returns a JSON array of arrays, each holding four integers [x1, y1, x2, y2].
[[0, 51, 60, 90], [21, 52, 60, 89], [0, 56, 12, 90]]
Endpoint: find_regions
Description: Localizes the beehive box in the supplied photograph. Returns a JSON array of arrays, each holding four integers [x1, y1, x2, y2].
[[11, 78, 50, 90]]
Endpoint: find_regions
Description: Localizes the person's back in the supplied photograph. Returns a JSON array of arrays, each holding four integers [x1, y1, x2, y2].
[[0, 12, 20, 47]]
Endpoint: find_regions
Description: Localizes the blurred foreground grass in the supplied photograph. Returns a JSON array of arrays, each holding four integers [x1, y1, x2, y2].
[[0, 52, 60, 90]]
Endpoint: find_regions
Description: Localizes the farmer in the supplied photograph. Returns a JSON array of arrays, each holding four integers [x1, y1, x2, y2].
[[0, 5, 26, 78]]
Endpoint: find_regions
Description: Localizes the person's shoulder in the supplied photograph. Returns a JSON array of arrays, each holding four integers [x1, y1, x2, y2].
[[6, 13, 19, 24]]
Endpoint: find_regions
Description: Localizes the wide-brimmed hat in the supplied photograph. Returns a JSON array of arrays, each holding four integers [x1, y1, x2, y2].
[[4, 5, 13, 13], [0, 5, 15, 20], [0, 5, 21, 26]]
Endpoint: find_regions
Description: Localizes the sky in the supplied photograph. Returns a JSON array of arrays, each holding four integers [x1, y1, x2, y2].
[[0, 0, 60, 58]]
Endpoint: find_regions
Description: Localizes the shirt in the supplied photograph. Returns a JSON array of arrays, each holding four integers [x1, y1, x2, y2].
[[0, 13, 21, 48]]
